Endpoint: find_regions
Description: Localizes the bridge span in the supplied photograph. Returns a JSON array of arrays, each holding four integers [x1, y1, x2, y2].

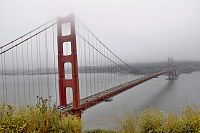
[[60, 70, 176, 115]]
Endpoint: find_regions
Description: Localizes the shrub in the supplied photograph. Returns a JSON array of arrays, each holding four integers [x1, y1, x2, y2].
[[2, 102, 200, 133], [175, 107, 200, 133], [138, 109, 164, 133], [162, 114, 178, 132], [121, 107, 200, 133], [120, 116, 137, 133], [0, 98, 82, 133]]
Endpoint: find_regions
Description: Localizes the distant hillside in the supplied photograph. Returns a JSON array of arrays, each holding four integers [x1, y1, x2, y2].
[[130, 61, 200, 74], [1, 61, 200, 75]]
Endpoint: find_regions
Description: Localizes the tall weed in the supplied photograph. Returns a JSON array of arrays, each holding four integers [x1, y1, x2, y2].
[[0, 97, 82, 133]]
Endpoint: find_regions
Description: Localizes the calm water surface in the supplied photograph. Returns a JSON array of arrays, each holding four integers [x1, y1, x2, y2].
[[82, 72, 200, 130]]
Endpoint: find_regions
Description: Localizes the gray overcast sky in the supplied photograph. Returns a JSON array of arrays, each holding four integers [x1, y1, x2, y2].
[[1, 0, 200, 63]]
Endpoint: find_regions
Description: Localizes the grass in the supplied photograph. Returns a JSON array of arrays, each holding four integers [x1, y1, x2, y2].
[[0, 97, 82, 133], [85, 106, 200, 133], [1, 100, 200, 133]]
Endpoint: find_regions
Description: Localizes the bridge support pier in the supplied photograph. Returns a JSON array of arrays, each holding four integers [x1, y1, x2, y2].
[[168, 58, 177, 80], [57, 14, 81, 115]]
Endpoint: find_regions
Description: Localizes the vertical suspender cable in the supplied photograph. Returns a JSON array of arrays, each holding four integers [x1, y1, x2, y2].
[[4, 53, 8, 102], [52, 26, 57, 105], [83, 28, 88, 98], [95, 39, 100, 93], [16, 44, 20, 106], [27, 38, 31, 104], [36, 34, 41, 97], [91, 36, 96, 94], [45, 30, 50, 103], [99, 43, 103, 92], [30, 34, 35, 104], [77, 22, 82, 99], [12, 42, 16, 105], [0, 48, 5, 103], [22, 40, 26, 104], [87, 33, 92, 95], [16, 44, 20, 105], [38, 33, 43, 96]]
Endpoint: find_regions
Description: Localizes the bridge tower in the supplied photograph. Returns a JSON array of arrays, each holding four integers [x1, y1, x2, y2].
[[57, 15, 80, 112], [168, 58, 177, 80]]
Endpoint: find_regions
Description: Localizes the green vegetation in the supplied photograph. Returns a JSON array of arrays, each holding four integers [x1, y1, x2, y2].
[[86, 107, 200, 133], [0, 98, 82, 133], [1, 101, 200, 133]]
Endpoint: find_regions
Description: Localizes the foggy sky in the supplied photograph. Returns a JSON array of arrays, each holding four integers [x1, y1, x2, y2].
[[1, 0, 200, 63]]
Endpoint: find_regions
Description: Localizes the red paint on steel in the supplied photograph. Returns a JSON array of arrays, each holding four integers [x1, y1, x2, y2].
[[57, 15, 80, 109], [66, 70, 170, 113]]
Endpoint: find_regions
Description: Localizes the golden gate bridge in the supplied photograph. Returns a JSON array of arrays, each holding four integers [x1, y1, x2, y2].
[[0, 14, 177, 116]]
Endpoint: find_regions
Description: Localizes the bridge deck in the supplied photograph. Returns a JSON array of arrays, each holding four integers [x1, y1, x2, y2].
[[59, 70, 169, 113]]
